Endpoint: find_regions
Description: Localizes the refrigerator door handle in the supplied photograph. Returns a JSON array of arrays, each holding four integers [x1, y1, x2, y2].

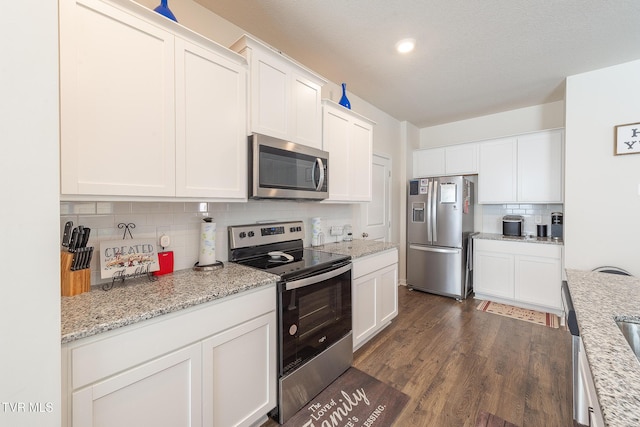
[[431, 179, 438, 243], [409, 244, 460, 255], [426, 180, 433, 242]]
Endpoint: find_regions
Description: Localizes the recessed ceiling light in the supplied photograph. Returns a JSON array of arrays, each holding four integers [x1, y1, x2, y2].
[[396, 38, 415, 54]]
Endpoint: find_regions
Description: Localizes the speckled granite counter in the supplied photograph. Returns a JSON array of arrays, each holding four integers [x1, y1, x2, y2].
[[566, 269, 640, 427], [474, 232, 564, 245], [61, 263, 277, 344], [313, 239, 398, 259]]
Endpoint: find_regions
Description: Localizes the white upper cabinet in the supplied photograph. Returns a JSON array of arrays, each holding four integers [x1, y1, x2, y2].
[[231, 35, 327, 149], [322, 100, 375, 202], [412, 143, 478, 177], [478, 129, 563, 204], [174, 39, 246, 199], [59, 0, 176, 197], [59, 0, 247, 200], [413, 148, 445, 177], [478, 137, 518, 203], [517, 130, 564, 203]]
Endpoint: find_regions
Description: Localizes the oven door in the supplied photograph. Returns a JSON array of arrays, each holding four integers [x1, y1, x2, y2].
[[279, 263, 351, 376], [250, 133, 329, 200]]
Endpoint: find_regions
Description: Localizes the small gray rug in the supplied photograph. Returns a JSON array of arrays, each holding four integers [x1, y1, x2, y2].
[[282, 367, 409, 427]]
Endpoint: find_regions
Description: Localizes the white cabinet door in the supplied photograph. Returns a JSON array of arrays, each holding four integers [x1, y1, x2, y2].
[[445, 143, 478, 175], [478, 137, 518, 203], [413, 148, 445, 177], [349, 120, 374, 200], [377, 263, 399, 326], [202, 312, 276, 427], [59, 0, 175, 196], [515, 254, 562, 310], [474, 247, 514, 299], [353, 273, 378, 347], [72, 344, 202, 427], [291, 71, 323, 149], [322, 100, 374, 202], [175, 39, 247, 199], [231, 35, 326, 149], [250, 48, 289, 140], [577, 339, 605, 427], [352, 249, 398, 350], [517, 130, 563, 203]]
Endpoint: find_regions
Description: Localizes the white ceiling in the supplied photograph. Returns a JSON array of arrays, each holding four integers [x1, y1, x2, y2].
[[195, 0, 640, 127]]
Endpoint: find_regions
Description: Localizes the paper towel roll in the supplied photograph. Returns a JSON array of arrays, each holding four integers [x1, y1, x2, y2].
[[311, 217, 322, 238], [198, 221, 216, 266]]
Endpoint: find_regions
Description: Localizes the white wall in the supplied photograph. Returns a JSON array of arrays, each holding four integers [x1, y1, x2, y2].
[[565, 60, 640, 276], [1, 2, 61, 426], [399, 121, 421, 284], [419, 101, 565, 148]]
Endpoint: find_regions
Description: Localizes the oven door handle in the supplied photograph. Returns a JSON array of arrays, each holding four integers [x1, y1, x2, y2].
[[285, 263, 351, 291]]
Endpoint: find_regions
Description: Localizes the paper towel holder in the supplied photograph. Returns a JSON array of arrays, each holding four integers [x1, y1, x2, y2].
[[193, 260, 223, 271], [193, 217, 224, 271]]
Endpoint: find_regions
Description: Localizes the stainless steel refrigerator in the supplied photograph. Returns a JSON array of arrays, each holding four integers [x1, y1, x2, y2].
[[406, 176, 475, 299]]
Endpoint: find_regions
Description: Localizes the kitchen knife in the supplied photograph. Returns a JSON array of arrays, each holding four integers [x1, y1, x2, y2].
[[70, 251, 80, 271], [61, 221, 73, 248], [79, 227, 91, 248], [76, 226, 85, 248], [85, 247, 94, 270], [78, 247, 89, 270], [68, 227, 79, 252]]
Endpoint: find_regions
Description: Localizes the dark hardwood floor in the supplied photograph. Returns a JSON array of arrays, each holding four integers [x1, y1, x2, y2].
[[353, 286, 573, 427], [264, 285, 573, 426]]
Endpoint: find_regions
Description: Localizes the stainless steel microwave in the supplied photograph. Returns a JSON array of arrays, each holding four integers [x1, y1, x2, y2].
[[249, 133, 329, 200]]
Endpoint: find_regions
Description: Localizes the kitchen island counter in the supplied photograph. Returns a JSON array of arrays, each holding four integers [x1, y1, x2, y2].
[[61, 263, 277, 344], [566, 269, 640, 427], [314, 239, 398, 259]]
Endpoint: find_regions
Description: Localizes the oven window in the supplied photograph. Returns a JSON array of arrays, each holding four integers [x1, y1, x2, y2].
[[280, 269, 351, 375]]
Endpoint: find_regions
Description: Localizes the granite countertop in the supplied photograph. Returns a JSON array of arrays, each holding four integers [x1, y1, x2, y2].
[[565, 269, 640, 427], [313, 239, 398, 259], [474, 232, 564, 245], [61, 263, 278, 344]]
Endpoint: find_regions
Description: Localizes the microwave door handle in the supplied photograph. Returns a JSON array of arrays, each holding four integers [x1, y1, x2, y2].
[[314, 158, 325, 191]]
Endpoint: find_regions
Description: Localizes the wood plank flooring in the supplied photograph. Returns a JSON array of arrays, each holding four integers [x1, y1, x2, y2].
[[263, 285, 573, 426], [353, 286, 573, 427]]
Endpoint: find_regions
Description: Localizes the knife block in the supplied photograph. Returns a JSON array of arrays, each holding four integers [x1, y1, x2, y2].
[[60, 251, 91, 296]]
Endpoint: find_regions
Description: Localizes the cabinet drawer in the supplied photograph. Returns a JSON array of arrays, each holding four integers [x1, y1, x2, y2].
[[352, 248, 398, 278], [475, 239, 561, 259], [68, 285, 275, 390]]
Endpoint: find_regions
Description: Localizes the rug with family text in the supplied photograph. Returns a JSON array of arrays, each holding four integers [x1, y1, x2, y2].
[[282, 367, 409, 427]]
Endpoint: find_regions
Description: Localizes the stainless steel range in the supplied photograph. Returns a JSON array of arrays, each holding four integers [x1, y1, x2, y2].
[[228, 221, 353, 424]]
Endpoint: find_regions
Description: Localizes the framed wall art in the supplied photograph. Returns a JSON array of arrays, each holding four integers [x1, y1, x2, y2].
[[614, 122, 640, 155]]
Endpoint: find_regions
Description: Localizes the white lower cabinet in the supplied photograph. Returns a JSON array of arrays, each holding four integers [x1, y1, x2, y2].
[[577, 338, 605, 427], [72, 344, 202, 427], [352, 249, 398, 350], [202, 313, 275, 427], [473, 239, 563, 313], [62, 286, 276, 427]]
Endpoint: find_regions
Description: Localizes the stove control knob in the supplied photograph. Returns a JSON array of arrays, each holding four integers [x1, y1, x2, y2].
[[248, 231, 255, 237], [297, 226, 302, 231], [239, 232, 246, 238], [289, 227, 295, 232]]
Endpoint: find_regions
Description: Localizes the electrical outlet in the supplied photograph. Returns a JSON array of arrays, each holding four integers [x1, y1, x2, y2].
[[534, 215, 542, 224], [330, 226, 344, 236]]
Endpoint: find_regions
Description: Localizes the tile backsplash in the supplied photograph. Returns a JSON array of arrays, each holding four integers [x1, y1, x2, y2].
[[480, 203, 563, 236], [61, 201, 357, 286]]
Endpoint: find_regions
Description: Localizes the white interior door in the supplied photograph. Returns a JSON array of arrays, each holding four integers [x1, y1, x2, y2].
[[361, 154, 391, 241]]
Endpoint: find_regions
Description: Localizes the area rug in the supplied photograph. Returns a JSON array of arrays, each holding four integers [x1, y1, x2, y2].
[[477, 300, 559, 329], [282, 367, 409, 427], [475, 410, 519, 427]]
